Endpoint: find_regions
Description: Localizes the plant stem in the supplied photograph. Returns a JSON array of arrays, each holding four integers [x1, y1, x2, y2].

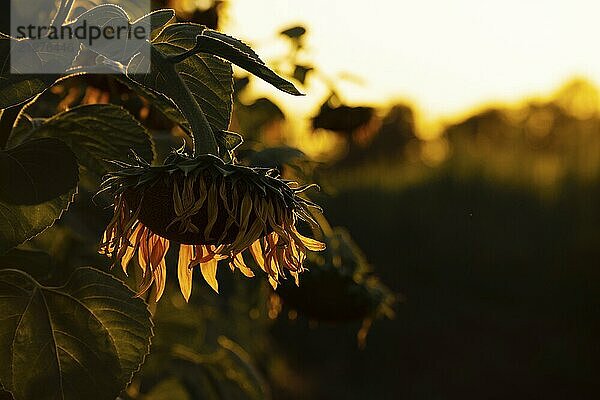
[[51, 0, 75, 28], [192, 101, 219, 156], [167, 35, 204, 64], [173, 71, 219, 157], [0, 106, 21, 149], [165, 36, 219, 156]]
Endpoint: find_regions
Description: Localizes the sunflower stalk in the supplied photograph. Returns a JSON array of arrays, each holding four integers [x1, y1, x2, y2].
[[154, 45, 219, 157], [177, 74, 219, 156]]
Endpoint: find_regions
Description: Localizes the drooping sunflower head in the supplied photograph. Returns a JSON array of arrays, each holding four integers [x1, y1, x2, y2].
[[99, 152, 325, 301]]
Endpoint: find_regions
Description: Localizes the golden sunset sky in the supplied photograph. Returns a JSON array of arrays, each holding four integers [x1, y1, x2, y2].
[[223, 0, 600, 135]]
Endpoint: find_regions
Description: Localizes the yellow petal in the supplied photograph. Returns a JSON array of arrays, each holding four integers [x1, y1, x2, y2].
[[137, 230, 150, 275], [233, 253, 255, 278], [154, 260, 167, 301], [120, 224, 144, 274], [293, 229, 326, 251], [290, 271, 300, 286], [249, 240, 266, 272], [268, 276, 278, 290], [200, 258, 219, 293], [149, 236, 166, 270], [121, 246, 135, 275], [178, 245, 194, 302]]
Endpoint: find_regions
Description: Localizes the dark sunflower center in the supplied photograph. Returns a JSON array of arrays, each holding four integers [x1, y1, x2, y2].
[[124, 171, 271, 246]]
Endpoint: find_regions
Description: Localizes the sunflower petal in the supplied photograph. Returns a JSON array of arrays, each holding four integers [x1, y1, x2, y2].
[[137, 229, 150, 275], [154, 260, 167, 301], [268, 276, 278, 290], [150, 235, 169, 270], [121, 246, 136, 275], [200, 258, 219, 293], [178, 245, 194, 302], [249, 240, 267, 272], [293, 229, 326, 251], [233, 253, 255, 278], [121, 224, 144, 274]]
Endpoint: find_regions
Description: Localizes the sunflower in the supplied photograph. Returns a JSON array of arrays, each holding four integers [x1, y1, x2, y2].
[[98, 152, 325, 301]]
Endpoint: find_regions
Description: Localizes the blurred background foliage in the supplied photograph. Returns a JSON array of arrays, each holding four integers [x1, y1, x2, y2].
[[7, 0, 600, 399]]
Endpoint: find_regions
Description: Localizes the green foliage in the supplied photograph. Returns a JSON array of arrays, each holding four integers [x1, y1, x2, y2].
[[180, 32, 303, 96], [0, 138, 78, 205], [155, 24, 234, 133], [0, 138, 78, 254], [0, 267, 153, 400], [9, 105, 154, 177], [132, 9, 176, 38], [0, 3, 392, 400], [0, 36, 56, 109], [69, 5, 132, 62]]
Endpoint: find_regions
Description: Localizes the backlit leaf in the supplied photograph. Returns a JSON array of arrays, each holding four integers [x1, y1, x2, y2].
[[0, 138, 78, 254], [143, 23, 234, 134], [191, 32, 302, 96], [0, 267, 153, 400], [9, 104, 154, 177], [0, 36, 55, 108]]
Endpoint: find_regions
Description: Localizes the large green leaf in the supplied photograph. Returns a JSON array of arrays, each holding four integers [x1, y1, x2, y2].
[[153, 24, 234, 133], [0, 138, 79, 205], [0, 267, 153, 400], [68, 4, 137, 63], [0, 189, 76, 255], [0, 36, 55, 109], [193, 30, 302, 96], [131, 9, 175, 39], [0, 138, 78, 254], [9, 105, 155, 177]]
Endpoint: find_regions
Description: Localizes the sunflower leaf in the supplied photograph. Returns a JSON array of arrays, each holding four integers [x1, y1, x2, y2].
[[122, 23, 233, 145], [0, 138, 78, 254], [0, 36, 57, 109], [175, 32, 303, 96], [0, 267, 153, 400], [67, 4, 133, 62], [131, 9, 176, 39], [0, 137, 78, 205], [8, 104, 155, 178]]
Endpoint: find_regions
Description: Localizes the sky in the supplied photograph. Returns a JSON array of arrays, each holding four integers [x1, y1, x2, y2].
[[223, 0, 600, 134]]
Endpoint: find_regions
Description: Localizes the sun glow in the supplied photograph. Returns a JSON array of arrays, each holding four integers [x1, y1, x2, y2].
[[224, 0, 600, 136]]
